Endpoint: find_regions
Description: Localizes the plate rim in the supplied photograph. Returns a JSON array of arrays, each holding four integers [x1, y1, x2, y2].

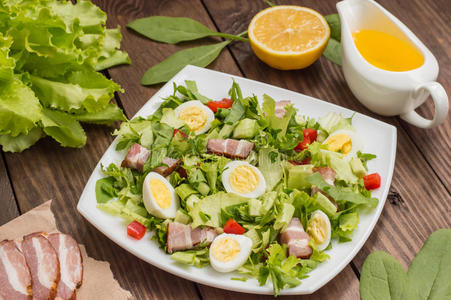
[[77, 64, 397, 295]]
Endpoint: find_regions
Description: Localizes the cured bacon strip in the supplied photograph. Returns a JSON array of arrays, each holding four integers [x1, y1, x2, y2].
[[275, 100, 291, 118], [280, 218, 312, 259], [167, 223, 218, 254], [152, 157, 181, 177], [207, 139, 254, 159], [47, 233, 83, 300], [21, 233, 60, 300], [0, 240, 32, 300], [121, 143, 150, 172], [312, 167, 336, 186], [311, 166, 339, 210]]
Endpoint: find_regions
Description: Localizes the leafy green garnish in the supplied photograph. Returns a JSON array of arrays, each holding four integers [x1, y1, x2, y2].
[[323, 14, 342, 66], [360, 229, 451, 300], [0, 0, 129, 152], [127, 16, 248, 44]]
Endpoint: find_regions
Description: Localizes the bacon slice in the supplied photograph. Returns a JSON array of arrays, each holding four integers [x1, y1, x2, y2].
[[0, 240, 32, 300], [47, 233, 83, 300], [167, 222, 218, 254], [311, 166, 339, 210], [152, 157, 181, 177], [121, 143, 150, 172], [207, 139, 254, 159], [280, 218, 312, 259], [275, 100, 291, 118], [21, 233, 60, 300], [312, 167, 336, 186]]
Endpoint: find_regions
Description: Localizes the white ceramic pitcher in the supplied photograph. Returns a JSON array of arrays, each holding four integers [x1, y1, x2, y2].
[[337, 0, 449, 128]]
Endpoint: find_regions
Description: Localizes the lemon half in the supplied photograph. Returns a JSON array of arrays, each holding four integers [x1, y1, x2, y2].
[[248, 5, 330, 70]]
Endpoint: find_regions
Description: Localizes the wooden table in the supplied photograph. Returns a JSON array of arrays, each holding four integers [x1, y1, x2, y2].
[[1, 0, 449, 299]]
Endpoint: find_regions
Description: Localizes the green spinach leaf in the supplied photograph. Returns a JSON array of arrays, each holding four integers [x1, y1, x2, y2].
[[323, 14, 342, 66], [141, 41, 230, 85], [127, 16, 248, 44], [408, 229, 451, 300], [360, 251, 419, 300]]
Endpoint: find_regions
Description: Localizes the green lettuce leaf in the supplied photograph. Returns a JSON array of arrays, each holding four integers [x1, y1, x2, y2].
[[189, 192, 249, 228], [40, 108, 86, 147], [94, 28, 131, 70], [0, 126, 44, 152], [0, 77, 42, 136], [258, 148, 283, 192]]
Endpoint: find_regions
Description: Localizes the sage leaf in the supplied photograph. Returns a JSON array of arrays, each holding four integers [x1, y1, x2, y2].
[[360, 251, 419, 300], [323, 38, 341, 66], [325, 14, 341, 42], [408, 229, 451, 300], [128, 17, 248, 44], [127, 16, 215, 44], [141, 41, 230, 85], [323, 14, 342, 66]]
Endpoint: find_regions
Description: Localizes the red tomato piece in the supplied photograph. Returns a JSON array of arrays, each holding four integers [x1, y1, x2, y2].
[[127, 220, 146, 240], [302, 128, 318, 142], [173, 129, 187, 138], [294, 137, 311, 152], [363, 173, 381, 190], [206, 98, 234, 113], [223, 219, 245, 234]]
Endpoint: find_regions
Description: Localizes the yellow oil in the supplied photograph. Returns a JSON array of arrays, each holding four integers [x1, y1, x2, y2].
[[353, 30, 424, 71]]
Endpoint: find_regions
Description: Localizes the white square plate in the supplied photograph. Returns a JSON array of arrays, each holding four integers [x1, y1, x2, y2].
[[77, 65, 397, 295]]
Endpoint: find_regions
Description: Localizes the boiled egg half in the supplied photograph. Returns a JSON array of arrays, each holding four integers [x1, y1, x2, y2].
[[222, 161, 266, 198], [142, 172, 179, 219], [307, 210, 331, 251], [174, 100, 214, 135], [209, 233, 252, 273], [322, 129, 363, 160]]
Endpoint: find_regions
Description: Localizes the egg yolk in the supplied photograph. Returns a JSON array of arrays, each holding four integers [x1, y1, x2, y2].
[[178, 106, 207, 132], [324, 133, 352, 155], [149, 178, 171, 209], [229, 166, 258, 194], [308, 215, 328, 245], [212, 238, 241, 262]]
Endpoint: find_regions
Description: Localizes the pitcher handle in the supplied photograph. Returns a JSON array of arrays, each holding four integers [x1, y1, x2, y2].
[[400, 82, 449, 128]]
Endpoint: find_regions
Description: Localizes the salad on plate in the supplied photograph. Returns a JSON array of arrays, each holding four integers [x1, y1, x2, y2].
[[95, 80, 380, 295]]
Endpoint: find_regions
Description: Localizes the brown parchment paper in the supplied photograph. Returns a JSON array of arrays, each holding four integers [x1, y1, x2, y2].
[[0, 200, 133, 300]]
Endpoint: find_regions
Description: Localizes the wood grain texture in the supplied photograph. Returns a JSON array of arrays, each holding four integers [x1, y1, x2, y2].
[[0, 155, 19, 224], [202, 0, 451, 275], [93, 0, 242, 118]]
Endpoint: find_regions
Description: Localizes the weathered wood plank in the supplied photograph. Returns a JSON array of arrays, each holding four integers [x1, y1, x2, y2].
[[202, 0, 451, 277], [0, 154, 19, 225], [95, 0, 241, 118]]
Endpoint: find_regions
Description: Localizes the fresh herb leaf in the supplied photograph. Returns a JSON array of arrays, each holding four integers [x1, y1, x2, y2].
[[360, 251, 419, 300], [141, 41, 230, 85], [323, 14, 342, 66], [95, 176, 117, 203], [325, 14, 341, 42], [127, 16, 248, 44], [407, 229, 451, 300]]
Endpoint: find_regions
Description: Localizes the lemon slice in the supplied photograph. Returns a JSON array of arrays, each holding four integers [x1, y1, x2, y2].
[[248, 5, 330, 70]]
